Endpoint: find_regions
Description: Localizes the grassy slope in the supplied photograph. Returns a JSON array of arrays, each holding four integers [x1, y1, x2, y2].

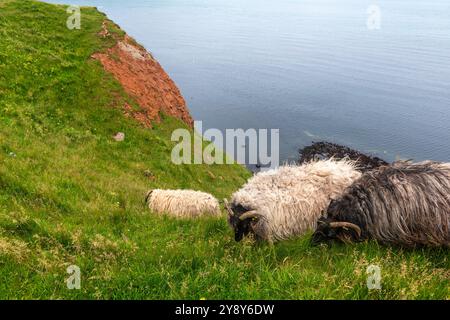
[[0, 0, 448, 299]]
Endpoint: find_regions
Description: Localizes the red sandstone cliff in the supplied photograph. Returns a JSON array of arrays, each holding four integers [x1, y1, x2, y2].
[[92, 24, 193, 128]]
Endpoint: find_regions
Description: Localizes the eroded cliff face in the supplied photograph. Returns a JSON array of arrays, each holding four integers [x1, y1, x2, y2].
[[92, 27, 193, 128]]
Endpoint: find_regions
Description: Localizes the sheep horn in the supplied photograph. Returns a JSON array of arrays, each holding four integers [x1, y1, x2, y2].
[[223, 199, 234, 216], [145, 190, 153, 203], [329, 221, 361, 237], [239, 210, 260, 221]]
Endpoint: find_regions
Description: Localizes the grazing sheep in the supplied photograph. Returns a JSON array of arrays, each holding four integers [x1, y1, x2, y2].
[[312, 161, 450, 248], [299, 141, 388, 173], [145, 189, 221, 218], [225, 159, 362, 242]]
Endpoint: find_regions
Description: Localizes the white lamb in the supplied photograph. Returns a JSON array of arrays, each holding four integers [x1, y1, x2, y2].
[[145, 189, 221, 218]]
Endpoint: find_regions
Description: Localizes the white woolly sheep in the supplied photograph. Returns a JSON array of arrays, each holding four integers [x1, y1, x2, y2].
[[145, 189, 221, 218], [226, 159, 362, 242]]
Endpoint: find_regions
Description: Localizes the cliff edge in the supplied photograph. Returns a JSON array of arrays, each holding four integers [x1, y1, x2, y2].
[[92, 22, 193, 128]]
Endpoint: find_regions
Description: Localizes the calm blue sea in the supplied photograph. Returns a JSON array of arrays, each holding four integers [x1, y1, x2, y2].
[[49, 0, 450, 163]]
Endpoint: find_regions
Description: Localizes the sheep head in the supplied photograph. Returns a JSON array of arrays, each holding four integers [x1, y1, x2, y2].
[[224, 199, 262, 242], [311, 193, 367, 245], [311, 216, 362, 245]]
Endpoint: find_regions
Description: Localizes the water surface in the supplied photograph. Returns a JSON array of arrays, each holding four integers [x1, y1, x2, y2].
[[50, 0, 450, 163]]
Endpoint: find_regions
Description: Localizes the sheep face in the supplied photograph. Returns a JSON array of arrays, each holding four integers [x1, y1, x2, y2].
[[312, 216, 364, 245], [312, 197, 366, 245], [225, 201, 265, 242], [227, 204, 254, 241]]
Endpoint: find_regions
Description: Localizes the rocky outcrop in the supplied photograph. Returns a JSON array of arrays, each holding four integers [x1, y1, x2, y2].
[[92, 29, 193, 128], [299, 141, 388, 173]]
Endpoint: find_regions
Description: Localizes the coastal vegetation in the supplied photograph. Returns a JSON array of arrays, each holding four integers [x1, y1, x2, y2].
[[0, 0, 448, 299]]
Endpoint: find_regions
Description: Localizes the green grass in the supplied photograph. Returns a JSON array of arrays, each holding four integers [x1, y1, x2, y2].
[[0, 0, 448, 299]]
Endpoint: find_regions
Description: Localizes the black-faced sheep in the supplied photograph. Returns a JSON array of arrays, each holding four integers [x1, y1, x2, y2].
[[312, 161, 450, 247], [145, 189, 221, 218], [299, 141, 388, 173], [225, 159, 362, 242]]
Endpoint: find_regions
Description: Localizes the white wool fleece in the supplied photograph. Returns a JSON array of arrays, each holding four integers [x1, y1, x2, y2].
[[230, 159, 362, 241], [147, 189, 221, 218]]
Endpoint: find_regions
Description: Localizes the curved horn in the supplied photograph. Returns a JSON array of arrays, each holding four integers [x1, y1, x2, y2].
[[223, 199, 234, 216], [145, 190, 153, 203], [329, 221, 361, 237], [239, 210, 260, 221]]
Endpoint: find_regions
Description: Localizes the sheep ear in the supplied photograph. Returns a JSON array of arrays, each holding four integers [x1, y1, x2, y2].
[[223, 199, 234, 217], [329, 221, 361, 237], [239, 210, 261, 221]]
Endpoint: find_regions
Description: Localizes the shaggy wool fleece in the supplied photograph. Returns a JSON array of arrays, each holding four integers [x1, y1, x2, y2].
[[313, 161, 450, 247], [230, 159, 361, 242], [146, 189, 221, 218]]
